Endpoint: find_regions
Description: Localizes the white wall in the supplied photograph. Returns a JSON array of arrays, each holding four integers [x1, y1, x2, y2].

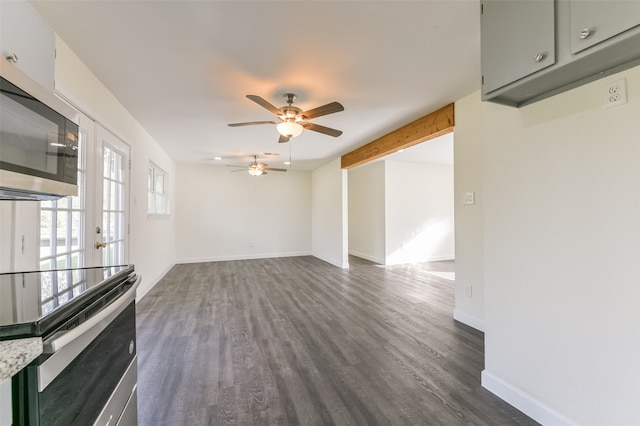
[[385, 161, 454, 264], [54, 38, 176, 298], [348, 162, 386, 264], [456, 66, 640, 425], [175, 164, 311, 262], [453, 92, 486, 331], [312, 158, 349, 268]]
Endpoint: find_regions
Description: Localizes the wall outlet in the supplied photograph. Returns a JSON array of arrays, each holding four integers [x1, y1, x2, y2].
[[605, 78, 627, 108], [465, 285, 473, 298], [464, 192, 475, 205]]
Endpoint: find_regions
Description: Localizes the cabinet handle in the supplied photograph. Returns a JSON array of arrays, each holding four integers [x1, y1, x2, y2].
[[6, 53, 18, 63], [534, 53, 546, 62], [579, 28, 592, 40]]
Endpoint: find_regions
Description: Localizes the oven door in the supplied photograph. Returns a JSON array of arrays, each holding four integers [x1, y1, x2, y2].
[[12, 276, 140, 426]]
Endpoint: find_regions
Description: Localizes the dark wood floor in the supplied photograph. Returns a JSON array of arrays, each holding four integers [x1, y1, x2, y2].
[[136, 256, 537, 425]]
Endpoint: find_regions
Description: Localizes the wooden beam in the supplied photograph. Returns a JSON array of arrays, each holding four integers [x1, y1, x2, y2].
[[341, 103, 454, 169]]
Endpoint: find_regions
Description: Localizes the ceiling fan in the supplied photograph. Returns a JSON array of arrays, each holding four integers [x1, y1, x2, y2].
[[227, 155, 287, 176], [228, 93, 344, 143]]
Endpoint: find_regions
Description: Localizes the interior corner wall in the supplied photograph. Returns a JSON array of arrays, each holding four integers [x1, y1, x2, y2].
[[385, 161, 455, 265], [53, 37, 176, 298], [478, 65, 640, 425], [348, 162, 386, 264], [453, 91, 486, 332], [312, 158, 349, 268], [175, 164, 311, 263]]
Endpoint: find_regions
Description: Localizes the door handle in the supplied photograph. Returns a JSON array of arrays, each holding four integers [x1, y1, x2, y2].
[[95, 241, 107, 249]]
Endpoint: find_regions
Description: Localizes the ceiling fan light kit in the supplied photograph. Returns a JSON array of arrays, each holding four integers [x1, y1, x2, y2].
[[227, 155, 287, 177], [228, 93, 344, 143], [276, 120, 304, 138], [248, 167, 263, 176]]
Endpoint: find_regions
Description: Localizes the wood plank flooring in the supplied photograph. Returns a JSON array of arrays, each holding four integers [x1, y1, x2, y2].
[[136, 256, 537, 425]]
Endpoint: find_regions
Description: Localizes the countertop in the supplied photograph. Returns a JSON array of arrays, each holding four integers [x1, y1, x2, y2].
[[0, 337, 42, 382]]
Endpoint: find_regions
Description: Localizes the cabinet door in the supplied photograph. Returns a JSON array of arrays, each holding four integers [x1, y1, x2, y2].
[[481, 0, 556, 94], [570, 0, 640, 54], [0, 0, 55, 90]]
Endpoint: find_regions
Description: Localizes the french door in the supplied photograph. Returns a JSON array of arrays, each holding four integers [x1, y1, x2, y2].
[[38, 116, 130, 270], [95, 125, 130, 266]]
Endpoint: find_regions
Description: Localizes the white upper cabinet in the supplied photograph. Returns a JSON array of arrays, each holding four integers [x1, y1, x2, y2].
[[0, 0, 55, 90], [481, 0, 640, 107], [570, 0, 640, 54], [481, 0, 556, 94]]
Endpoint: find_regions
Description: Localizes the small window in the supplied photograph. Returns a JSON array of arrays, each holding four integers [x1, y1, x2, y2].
[[148, 162, 170, 217]]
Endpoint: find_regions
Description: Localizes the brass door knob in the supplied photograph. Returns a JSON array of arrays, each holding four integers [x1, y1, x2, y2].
[[95, 241, 107, 249]]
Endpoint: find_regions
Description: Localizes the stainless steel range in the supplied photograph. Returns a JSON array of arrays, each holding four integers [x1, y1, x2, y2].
[[0, 265, 140, 426]]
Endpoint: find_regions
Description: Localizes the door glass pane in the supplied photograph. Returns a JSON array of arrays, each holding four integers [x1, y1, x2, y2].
[[72, 212, 81, 251], [56, 211, 69, 251], [40, 210, 53, 258], [102, 143, 126, 266]]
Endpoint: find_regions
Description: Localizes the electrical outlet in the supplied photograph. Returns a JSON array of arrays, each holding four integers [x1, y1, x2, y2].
[[464, 192, 475, 205], [605, 78, 627, 108]]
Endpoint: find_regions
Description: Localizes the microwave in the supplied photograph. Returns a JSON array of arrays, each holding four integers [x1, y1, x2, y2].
[[0, 62, 79, 201]]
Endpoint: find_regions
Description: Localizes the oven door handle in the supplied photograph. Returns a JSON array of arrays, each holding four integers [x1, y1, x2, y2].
[[44, 275, 141, 353], [38, 275, 141, 392]]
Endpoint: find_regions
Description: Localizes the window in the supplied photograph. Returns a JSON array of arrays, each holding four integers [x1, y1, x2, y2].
[[148, 162, 169, 216], [39, 131, 86, 271]]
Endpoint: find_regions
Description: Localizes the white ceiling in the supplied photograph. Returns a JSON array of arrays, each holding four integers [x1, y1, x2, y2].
[[31, 0, 478, 170]]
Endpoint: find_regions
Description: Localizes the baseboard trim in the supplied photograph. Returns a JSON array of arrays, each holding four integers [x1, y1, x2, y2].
[[481, 370, 577, 426], [385, 255, 455, 265], [135, 263, 174, 302], [348, 250, 384, 264], [176, 251, 312, 265], [453, 309, 485, 332], [312, 253, 349, 269]]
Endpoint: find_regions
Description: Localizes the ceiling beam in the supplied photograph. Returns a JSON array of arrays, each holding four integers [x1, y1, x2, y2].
[[341, 103, 454, 169]]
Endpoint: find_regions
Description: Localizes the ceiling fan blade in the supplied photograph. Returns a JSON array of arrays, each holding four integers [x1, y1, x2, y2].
[[302, 122, 343, 137], [228, 120, 278, 127], [264, 168, 287, 172], [226, 164, 248, 168], [231, 169, 247, 172], [278, 134, 290, 143], [246, 95, 282, 116], [301, 102, 344, 120]]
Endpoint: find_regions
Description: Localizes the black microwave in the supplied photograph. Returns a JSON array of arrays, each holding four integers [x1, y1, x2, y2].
[[0, 63, 79, 201]]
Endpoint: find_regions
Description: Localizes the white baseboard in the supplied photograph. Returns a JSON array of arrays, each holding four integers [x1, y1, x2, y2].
[[135, 263, 174, 302], [348, 250, 384, 264], [481, 370, 577, 426], [385, 255, 455, 265], [453, 309, 485, 332], [176, 251, 312, 265], [426, 255, 456, 261], [312, 253, 349, 269]]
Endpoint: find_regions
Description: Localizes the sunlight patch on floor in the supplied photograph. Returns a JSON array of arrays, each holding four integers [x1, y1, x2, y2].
[[424, 270, 455, 281]]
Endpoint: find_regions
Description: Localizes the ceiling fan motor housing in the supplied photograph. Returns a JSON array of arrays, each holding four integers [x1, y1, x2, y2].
[[227, 93, 344, 142]]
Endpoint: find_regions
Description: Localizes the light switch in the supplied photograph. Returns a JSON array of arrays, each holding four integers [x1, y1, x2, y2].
[[464, 192, 475, 205]]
